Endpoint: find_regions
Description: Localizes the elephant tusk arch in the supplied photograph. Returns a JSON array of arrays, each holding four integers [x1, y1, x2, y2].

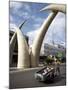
[[16, 27, 30, 69], [10, 20, 29, 68], [31, 11, 58, 67], [40, 4, 66, 14], [31, 4, 66, 67]]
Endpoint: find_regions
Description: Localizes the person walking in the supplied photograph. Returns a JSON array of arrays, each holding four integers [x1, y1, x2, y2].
[[54, 60, 60, 76]]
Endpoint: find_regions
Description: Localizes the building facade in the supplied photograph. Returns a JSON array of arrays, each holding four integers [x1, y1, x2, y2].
[[9, 30, 29, 67], [40, 43, 66, 57]]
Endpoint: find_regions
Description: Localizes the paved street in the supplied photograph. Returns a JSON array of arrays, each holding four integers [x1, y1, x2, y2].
[[9, 63, 66, 89]]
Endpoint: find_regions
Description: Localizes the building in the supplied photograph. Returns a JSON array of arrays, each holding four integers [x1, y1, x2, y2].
[[9, 30, 29, 67], [40, 43, 66, 57]]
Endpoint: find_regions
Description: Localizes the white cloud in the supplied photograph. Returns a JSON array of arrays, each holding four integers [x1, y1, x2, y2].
[[10, 2, 23, 11], [31, 15, 45, 23], [33, 23, 41, 29], [31, 16, 45, 29], [34, 17, 44, 23], [19, 11, 30, 19], [9, 23, 17, 31], [27, 30, 38, 45], [10, 2, 31, 16], [24, 3, 31, 12], [10, 15, 14, 23]]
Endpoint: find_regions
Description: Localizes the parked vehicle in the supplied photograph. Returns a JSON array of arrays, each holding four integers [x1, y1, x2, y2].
[[35, 67, 56, 82]]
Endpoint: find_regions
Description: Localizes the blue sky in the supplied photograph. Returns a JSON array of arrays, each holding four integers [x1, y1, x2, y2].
[[9, 1, 66, 47], [9, 1, 49, 33]]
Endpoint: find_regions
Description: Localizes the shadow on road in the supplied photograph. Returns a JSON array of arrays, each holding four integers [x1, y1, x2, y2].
[[41, 75, 65, 85]]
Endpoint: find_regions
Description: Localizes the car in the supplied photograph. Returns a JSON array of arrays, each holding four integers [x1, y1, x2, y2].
[[35, 67, 56, 82]]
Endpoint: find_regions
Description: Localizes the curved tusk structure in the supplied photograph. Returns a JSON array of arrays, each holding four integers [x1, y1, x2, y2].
[[31, 4, 66, 67], [10, 20, 29, 68], [40, 4, 66, 13], [31, 11, 58, 67], [16, 27, 30, 69]]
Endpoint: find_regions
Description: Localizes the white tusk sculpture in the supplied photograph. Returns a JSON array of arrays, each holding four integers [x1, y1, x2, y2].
[[16, 27, 30, 69], [31, 12, 58, 67], [10, 20, 30, 68], [31, 4, 66, 67], [40, 4, 66, 13]]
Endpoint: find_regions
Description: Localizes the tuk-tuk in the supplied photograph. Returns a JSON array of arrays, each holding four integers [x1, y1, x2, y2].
[[35, 67, 56, 82]]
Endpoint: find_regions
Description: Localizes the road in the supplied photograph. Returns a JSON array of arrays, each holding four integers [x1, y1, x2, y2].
[[9, 63, 66, 89]]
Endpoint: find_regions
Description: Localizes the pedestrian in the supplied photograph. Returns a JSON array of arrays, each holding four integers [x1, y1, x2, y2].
[[54, 60, 60, 76]]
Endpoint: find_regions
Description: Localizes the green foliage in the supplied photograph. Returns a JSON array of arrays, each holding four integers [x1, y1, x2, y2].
[[56, 52, 62, 59], [45, 56, 54, 65]]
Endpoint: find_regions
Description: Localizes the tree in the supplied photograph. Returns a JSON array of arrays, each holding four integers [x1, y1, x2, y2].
[[56, 52, 62, 60], [45, 56, 54, 65]]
